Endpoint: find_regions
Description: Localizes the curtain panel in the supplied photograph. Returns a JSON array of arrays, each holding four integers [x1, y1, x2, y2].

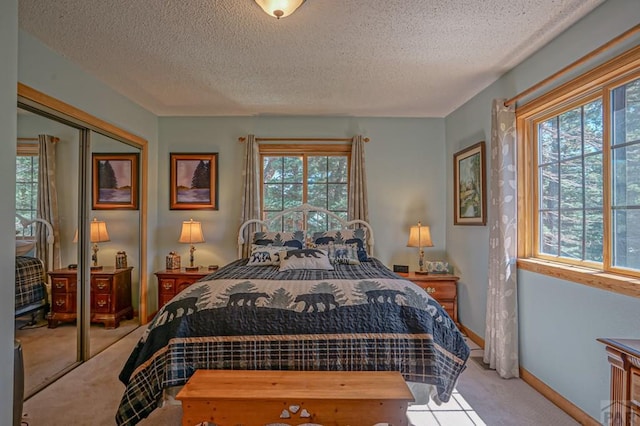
[[348, 135, 369, 223], [37, 134, 61, 272], [483, 100, 519, 378], [240, 134, 260, 258]]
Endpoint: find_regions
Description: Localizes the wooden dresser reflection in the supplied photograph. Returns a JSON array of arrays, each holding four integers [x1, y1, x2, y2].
[[47, 267, 133, 329]]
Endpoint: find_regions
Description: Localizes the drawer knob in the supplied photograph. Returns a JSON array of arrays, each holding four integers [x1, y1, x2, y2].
[[426, 287, 436, 294], [97, 282, 107, 290], [55, 282, 65, 289], [55, 300, 65, 306], [97, 300, 107, 307], [163, 282, 173, 290]]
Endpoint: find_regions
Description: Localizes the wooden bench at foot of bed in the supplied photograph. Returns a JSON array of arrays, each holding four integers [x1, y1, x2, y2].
[[176, 370, 415, 426]]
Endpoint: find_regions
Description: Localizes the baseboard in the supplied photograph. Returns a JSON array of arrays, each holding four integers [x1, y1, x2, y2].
[[459, 324, 484, 348], [519, 368, 599, 425], [458, 322, 599, 426]]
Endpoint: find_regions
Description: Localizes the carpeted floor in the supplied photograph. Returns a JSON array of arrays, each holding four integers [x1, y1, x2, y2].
[[21, 328, 579, 426], [15, 312, 139, 397]]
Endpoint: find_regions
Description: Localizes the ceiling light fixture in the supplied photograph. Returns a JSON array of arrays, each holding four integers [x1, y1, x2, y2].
[[254, 0, 306, 19]]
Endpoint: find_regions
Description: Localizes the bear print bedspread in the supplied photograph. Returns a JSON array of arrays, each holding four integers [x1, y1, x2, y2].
[[116, 258, 470, 425]]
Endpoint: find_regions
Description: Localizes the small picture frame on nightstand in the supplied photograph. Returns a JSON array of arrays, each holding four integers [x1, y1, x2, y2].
[[427, 261, 450, 274]]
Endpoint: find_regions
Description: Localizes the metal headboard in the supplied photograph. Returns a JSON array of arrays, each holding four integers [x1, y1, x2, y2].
[[16, 214, 55, 273], [237, 203, 374, 259]]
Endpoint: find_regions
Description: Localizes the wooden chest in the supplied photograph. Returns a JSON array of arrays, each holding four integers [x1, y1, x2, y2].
[[177, 370, 414, 426]]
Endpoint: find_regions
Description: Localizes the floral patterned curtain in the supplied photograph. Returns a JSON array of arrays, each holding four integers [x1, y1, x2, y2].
[[483, 100, 519, 378]]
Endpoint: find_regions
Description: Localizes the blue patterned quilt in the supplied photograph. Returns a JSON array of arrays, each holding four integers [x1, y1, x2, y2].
[[116, 258, 469, 425]]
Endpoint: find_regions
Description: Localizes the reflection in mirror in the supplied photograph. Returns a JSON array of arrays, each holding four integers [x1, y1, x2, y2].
[[15, 107, 80, 397], [17, 84, 148, 407], [88, 131, 141, 356]]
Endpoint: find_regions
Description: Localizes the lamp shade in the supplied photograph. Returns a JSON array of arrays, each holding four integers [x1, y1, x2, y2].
[[254, 0, 305, 19], [407, 223, 433, 248], [90, 218, 111, 243], [179, 219, 205, 244], [73, 218, 111, 243]]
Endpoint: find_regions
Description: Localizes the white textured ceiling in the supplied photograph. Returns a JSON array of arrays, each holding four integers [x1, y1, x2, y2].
[[18, 0, 604, 117]]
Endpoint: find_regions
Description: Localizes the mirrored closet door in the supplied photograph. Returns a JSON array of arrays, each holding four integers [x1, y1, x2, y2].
[[16, 86, 146, 399], [88, 131, 141, 356], [15, 106, 81, 397]]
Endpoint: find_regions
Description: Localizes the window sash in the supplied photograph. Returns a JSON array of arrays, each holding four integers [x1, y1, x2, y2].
[[533, 96, 605, 266]]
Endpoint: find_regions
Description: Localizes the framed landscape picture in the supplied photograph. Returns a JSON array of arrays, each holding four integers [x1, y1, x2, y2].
[[92, 153, 139, 210], [170, 153, 218, 210], [453, 141, 486, 226]]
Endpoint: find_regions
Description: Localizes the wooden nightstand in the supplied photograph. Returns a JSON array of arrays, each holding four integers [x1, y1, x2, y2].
[[47, 267, 133, 329], [400, 272, 459, 325], [155, 268, 210, 310]]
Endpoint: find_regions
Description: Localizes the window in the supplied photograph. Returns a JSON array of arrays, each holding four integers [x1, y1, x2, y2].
[[519, 45, 640, 289], [536, 98, 604, 264], [16, 143, 39, 236], [611, 77, 640, 270], [260, 144, 350, 232]]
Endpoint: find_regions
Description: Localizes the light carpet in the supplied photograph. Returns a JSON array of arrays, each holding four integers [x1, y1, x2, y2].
[[15, 313, 139, 397]]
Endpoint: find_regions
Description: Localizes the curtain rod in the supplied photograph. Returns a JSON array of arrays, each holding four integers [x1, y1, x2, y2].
[[505, 23, 640, 107], [238, 137, 369, 143], [17, 137, 60, 143]]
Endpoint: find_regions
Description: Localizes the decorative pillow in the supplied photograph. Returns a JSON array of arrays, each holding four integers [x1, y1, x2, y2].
[[278, 248, 334, 271], [310, 242, 360, 265], [247, 244, 283, 266], [310, 229, 369, 262], [252, 230, 305, 249]]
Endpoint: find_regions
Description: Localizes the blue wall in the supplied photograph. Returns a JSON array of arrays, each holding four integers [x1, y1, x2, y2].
[[158, 116, 447, 285], [445, 0, 640, 420]]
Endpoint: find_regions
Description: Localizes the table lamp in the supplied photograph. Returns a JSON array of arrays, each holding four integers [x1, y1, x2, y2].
[[407, 221, 433, 274], [74, 218, 111, 270], [179, 219, 205, 271]]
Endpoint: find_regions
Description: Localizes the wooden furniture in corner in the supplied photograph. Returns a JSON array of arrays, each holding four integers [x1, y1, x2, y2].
[[400, 272, 459, 325], [598, 338, 640, 426], [177, 370, 414, 426], [155, 268, 209, 310], [47, 267, 133, 329]]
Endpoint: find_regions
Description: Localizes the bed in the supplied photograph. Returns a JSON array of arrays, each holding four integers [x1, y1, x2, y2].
[[116, 204, 470, 425], [14, 216, 53, 321]]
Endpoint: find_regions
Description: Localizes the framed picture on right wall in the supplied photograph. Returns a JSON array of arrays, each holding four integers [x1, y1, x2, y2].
[[453, 141, 486, 226]]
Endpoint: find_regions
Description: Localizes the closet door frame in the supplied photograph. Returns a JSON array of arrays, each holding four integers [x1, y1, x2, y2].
[[17, 83, 149, 361]]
